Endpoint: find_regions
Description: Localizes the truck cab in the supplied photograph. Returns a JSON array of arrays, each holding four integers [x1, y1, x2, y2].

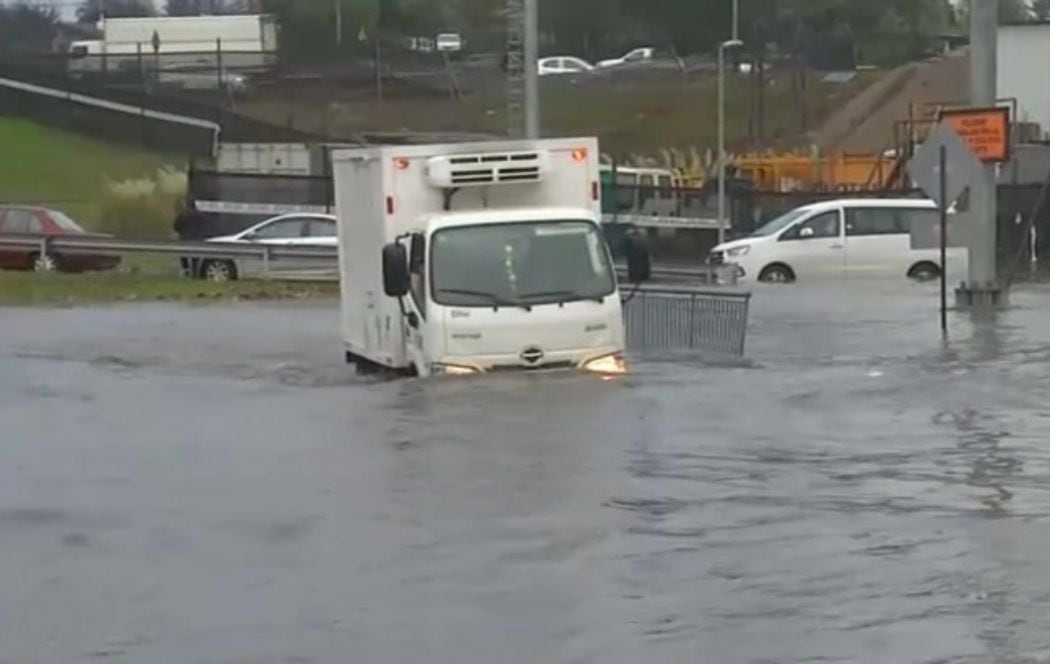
[[332, 139, 651, 378]]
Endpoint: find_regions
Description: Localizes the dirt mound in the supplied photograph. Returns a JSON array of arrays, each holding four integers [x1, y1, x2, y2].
[[813, 51, 971, 154]]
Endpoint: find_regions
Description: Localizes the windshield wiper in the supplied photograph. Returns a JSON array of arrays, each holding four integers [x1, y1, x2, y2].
[[437, 288, 532, 311], [518, 290, 606, 305]]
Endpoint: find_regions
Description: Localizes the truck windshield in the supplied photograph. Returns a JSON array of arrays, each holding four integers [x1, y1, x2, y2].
[[431, 220, 616, 308]]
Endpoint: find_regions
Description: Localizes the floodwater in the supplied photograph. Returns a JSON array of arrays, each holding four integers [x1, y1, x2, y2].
[[4, 283, 1050, 663]]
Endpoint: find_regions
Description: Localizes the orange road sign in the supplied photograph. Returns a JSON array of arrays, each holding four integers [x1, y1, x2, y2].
[[940, 106, 1011, 163]]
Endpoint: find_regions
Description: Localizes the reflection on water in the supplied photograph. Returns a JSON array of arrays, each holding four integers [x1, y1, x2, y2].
[[4, 288, 1050, 662]]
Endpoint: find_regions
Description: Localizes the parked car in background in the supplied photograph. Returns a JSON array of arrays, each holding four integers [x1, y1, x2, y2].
[[196, 212, 337, 281], [538, 56, 595, 76], [597, 47, 656, 68], [436, 32, 463, 53], [0, 206, 120, 273]]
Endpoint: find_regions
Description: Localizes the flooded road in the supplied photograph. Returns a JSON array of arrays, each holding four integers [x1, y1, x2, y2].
[[4, 284, 1050, 663]]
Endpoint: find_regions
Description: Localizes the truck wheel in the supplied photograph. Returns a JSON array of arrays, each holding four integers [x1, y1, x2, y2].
[[758, 264, 795, 284], [200, 259, 237, 282]]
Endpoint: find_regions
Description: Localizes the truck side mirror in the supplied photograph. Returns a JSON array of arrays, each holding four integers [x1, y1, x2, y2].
[[623, 234, 652, 283], [382, 243, 410, 297]]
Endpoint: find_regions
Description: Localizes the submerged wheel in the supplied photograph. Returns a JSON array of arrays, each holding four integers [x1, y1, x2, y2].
[[908, 262, 942, 282]]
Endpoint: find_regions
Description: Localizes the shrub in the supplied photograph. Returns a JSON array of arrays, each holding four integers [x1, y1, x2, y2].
[[94, 168, 187, 240]]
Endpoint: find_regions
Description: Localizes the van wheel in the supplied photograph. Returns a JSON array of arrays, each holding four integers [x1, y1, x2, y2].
[[908, 262, 941, 282], [759, 264, 795, 284]]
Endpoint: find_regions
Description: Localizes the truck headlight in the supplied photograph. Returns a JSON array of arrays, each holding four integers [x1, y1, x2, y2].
[[431, 362, 480, 376], [727, 245, 750, 257], [581, 353, 627, 375]]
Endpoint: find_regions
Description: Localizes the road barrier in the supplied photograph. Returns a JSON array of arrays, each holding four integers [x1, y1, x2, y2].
[[623, 286, 751, 356]]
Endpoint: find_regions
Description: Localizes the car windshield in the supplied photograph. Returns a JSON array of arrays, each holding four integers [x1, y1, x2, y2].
[[431, 220, 615, 308], [750, 208, 811, 237], [47, 210, 85, 232]]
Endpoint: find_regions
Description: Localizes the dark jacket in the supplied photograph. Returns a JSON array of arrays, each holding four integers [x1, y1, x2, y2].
[[173, 209, 207, 241]]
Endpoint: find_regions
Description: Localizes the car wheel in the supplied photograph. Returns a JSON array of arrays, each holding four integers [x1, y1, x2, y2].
[[30, 253, 59, 273], [200, 259, 237, 282], [758, 264, 795, 284], [908, 262, 941, 282]]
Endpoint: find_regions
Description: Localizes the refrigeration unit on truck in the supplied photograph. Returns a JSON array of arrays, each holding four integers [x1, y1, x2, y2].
[[68, 14, 279, 75], [331, 138, 652, 378]]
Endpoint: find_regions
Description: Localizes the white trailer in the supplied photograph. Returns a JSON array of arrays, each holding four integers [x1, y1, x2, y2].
[[69, 15, 278, 74], [331, 138, 652, 377]]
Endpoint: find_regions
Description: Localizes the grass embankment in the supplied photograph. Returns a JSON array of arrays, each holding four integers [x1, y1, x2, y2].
[[0, 271, 339, 306], [241, 71, 881, 155], [0, 117, 184, 235]]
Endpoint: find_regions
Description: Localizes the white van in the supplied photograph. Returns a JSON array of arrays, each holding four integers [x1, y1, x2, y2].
[[710, 198, 968, 284]]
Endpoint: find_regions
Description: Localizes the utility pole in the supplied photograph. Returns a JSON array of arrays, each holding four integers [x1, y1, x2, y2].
[[335, 0, 343, 45], [717, 39, 743, 246], [964, 0, 1002, 307], [523, 0, 539, 139]]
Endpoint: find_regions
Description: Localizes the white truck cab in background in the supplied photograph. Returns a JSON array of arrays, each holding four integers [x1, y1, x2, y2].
[[331, 138, 651, 378]]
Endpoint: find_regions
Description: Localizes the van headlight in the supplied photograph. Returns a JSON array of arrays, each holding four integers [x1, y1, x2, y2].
[[726, 245, 750, 257], [581, 353, 627, 375], [431, 362, 480, 376]]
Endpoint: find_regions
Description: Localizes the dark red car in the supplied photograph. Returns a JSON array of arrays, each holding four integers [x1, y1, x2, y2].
[[0, 206, 121, 273]]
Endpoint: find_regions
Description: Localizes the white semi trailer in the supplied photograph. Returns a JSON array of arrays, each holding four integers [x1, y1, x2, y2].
[[331, 138, 652, 378], [69, 14, 278, 75]]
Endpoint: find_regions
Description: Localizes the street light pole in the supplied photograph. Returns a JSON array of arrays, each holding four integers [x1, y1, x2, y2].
[[732, 0, 739, 41], [718, 39, 743, 246], [524, 0, 540, 139]]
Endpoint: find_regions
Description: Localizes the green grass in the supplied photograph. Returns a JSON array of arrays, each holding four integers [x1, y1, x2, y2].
[[0, 271, 340, 306], [0, 117, 183, 231]]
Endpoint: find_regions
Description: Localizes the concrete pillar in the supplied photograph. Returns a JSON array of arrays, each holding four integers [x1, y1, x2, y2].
[[964, 0, 1003, 306]]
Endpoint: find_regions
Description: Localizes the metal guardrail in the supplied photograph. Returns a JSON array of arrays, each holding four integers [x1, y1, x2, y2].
[[0, 234, 337, 260], [623, 286, 751, 356], [0, 234, 338, 279], [0, 234, 734, 284]]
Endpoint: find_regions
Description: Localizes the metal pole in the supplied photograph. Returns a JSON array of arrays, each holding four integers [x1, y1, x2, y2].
[[524, 0, 540, 139], [939, 145, 948, 338], [718, 43, 727, 246], [970, 0, 999, 289], [732, 0, 739, 41]]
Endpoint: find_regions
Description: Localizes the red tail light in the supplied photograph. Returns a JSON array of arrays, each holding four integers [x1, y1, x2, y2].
[[591, 181, 599, 201], [386, 196, 395, 215], [572, 147, 589, 162]]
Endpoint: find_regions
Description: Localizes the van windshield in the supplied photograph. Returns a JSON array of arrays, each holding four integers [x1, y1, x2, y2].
[[431, 220, 616, 308], [751, 208, 811, 237]]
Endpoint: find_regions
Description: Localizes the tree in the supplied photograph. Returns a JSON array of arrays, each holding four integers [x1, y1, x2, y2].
[[0, 3, 60, 54], [1034, 0, 1050, 19], [77, 0, 156, 24]]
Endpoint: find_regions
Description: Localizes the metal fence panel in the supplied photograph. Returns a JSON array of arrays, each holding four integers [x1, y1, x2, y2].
[[623, 287, 750, 356]]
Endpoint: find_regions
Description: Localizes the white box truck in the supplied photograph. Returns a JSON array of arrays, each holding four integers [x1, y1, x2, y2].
[[331, 138, 652, 377]]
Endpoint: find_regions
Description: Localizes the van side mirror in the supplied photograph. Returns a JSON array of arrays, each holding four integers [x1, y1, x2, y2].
[[799, 226, 815, 238], [623, 234, 652, 283], [382, 243, 410, 297]]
